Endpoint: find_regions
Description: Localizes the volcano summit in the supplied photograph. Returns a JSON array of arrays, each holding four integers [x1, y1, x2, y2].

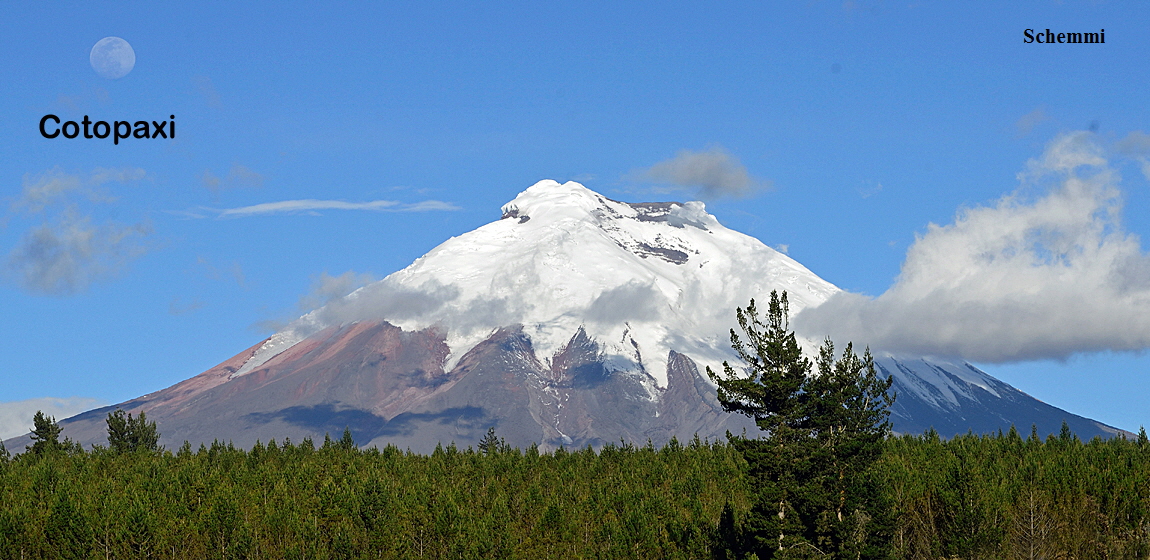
[[4, 181, 1126, 452]]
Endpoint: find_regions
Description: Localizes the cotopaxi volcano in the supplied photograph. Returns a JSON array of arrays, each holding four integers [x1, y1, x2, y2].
[[6, 180, 1126, 452]]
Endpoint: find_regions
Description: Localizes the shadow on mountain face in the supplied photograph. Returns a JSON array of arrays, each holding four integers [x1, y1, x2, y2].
[[570, 362, 611, 389], [245, 404, 490, 440]]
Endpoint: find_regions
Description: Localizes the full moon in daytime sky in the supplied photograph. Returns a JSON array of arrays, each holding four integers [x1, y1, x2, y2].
[[89, 36, 135, 79]]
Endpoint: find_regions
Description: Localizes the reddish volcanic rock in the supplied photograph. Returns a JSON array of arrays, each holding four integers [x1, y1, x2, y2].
[[17, 322, 753, 453]]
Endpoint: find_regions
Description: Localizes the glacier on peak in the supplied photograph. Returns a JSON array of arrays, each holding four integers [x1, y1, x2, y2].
[[234, 179, 839, 387], [11, 179, 1132, 453]]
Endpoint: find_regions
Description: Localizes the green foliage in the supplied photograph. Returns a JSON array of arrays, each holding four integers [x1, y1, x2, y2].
[[0, 432, 748, 558], [0, 424, 1147, 558], [28, 410, 63, 456], [45, 490, 91, 560], [338, 426, 356, 451], [708, 292, 810, 434], [106, 408, 162, 454], [880, 429, 1150, 559], [708, 292, 895, 559], [478, 427, 511, 455]]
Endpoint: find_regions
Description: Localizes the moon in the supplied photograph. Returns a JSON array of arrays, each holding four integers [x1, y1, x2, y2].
[[90, 37, 136, 79]]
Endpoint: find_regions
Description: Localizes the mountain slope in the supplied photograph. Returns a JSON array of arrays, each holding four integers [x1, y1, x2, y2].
[[237, 180, 837, 388], [878, 357, 1124, 439], [3, 180, 1128, 452]]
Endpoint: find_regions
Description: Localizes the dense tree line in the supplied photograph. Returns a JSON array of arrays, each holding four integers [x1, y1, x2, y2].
[[2, 292, 1148, 558], [880, 425, 1150, 559], [0, 417, 748, 559], [2, 417, 1148, 559]]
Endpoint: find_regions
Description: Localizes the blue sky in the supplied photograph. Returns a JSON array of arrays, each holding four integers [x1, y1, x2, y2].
[[2, 2, 1149, 437]]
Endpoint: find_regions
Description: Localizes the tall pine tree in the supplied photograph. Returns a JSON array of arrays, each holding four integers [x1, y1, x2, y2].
[[806, 340, 894, 558], [28, 410, 63, 455], [708, 291, 895, 559], [708, 291, 814, 556], [106, 409, 161, 454]]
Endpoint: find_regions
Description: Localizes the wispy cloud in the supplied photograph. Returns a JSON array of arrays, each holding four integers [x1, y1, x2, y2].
[[794, 132, 1150, 363], [5, 167, 151, 295], [635, 146, 769, 198], [90, 167, 146, 186], [169, 297, 206, 316], [298, 270, 377, 311], [5, 210, 151, 295], [192, 75, 222, 108], [1114, 130, 1150, 180], [857, 181, 883, 199], [0, 397, 106, 440], [1015, 106, 1049, 138], [191, 198, 460, 218], [194, 256, 246, 288], [12, 168, 83, 213], [202, 163, 264, 195], [11, 167, 146, 213], [586, 280, 662, 324]]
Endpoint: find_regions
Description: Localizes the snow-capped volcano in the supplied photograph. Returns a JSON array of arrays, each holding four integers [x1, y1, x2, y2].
[[5, 180, 1127, 453], [237, 180, 836, 387]]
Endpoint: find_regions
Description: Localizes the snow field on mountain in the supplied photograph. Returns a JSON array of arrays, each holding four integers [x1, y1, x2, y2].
[[236, 180, 839, 388]]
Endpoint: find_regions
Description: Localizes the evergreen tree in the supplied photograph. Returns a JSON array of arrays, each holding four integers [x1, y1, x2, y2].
[[708, 291, 812, 556], [806, 340, 894, 557], [0, 437, 8, 463], [708, 292, 810, 431], [45, 491, 92, 560], [28, 410, 63, 455], [106, 409, 161, 453], [337, 427, 356, 451], [1059, 421, 1074, 443], [478, 427, 508, 455], [708, 291, 895, 559]]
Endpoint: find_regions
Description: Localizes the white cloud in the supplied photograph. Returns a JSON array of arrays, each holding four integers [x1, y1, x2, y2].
[[638, 146, 768, 198], [203, 198, 461, 218], [298, 270, 377, 311], [1015, 106, 1048, 138], [586, 280, 662, 324], [202, 163, 264, 194], [5, 167, 151, 295], [1115, 130, 1150, 180], [794, 132, 1150, 363], [279, 274, 540, 342], [315, 277, 462, 326], [0, 397, 106, 441], [13, 168, 82, 212], [90, 167, 146, 186], [11, 167, 145, 213], [5, 209, 151, 295], [401, 200, 464, 212]]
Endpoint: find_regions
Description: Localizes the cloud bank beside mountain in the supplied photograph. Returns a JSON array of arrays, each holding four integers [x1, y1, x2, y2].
[[0, 397, 106, 441], [795, 132, 1150, 363]]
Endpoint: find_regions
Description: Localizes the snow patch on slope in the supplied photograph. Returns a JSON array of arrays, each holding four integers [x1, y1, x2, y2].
[[236, 180, 839, 386], [874, 356, 1003, 411]]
